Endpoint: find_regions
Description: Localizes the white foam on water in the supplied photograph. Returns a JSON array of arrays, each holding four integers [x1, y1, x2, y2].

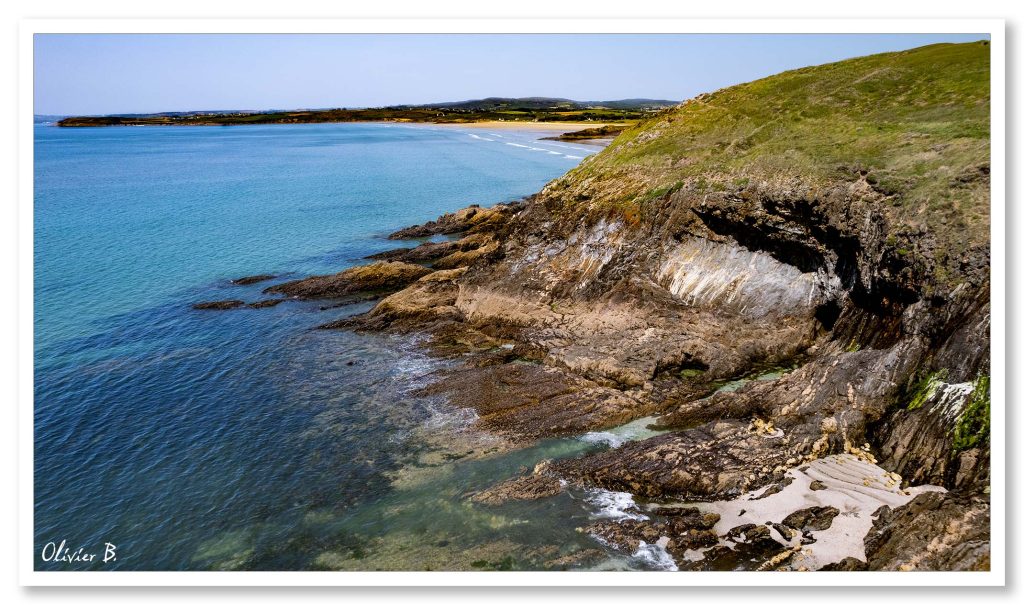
[[579, 431, 624, 448], [420, 396, 479, 432], [632, 537, 679, 571], [534, 141, 591, 152], [578, 416, 667, 449], [564, 155, 583, 159], [505, 142, 530, 148], [392, 353, 437, 384], [585, 488, 648, 521]]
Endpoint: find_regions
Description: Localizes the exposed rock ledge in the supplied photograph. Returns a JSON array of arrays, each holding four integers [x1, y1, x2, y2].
[[324, 184, 989, 571], [309, 44, 991, 571]]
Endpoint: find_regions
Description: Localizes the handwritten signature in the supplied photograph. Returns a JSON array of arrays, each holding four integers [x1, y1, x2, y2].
[[40, 540, 117, 564]]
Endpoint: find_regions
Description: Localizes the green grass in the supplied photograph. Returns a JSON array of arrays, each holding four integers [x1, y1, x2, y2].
[[905, 369, 949, 411], [952, 375, 990, 455], [550, 41, 991, 264]]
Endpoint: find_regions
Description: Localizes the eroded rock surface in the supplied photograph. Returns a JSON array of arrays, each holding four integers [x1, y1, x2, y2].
[[864, 490, 991, 571], [316, 44, 991, 571], [231, 274, 276, 285], [193, 300, 245, 310], [387, 202, 521, 239], [265, 261, 432, 299]]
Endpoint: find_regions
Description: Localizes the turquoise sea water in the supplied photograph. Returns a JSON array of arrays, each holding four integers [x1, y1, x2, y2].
[[34, 122, 672, 571]]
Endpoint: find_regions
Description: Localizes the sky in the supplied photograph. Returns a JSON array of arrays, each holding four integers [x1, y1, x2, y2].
[[34, 33, 989, 116]]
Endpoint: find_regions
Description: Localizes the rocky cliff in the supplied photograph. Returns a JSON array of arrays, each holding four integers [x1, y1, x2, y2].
[[332, 42, 991, 571]]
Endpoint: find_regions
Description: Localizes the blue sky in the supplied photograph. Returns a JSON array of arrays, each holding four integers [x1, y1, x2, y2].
[[34, 33, 988, 115]]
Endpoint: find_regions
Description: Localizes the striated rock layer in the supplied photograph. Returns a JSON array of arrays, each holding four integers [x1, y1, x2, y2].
[[327, 42, 992, 571]]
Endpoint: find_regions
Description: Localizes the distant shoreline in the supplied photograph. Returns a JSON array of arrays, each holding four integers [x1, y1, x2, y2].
[[50, 118, 627, 143], [54, 98, 671, 129], [55, 117, 634, 130]]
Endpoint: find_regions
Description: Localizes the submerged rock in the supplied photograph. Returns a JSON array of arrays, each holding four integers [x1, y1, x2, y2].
[[192, 300, 245, 310], [264, 261, 432, 299], [470, 473, 563, 505], [230, 274, 276, 285], [543, 548, 606, 570], [246, 299, 285, 308]]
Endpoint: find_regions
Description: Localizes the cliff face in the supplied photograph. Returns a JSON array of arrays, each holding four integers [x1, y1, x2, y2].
[[342, 42, 992, 570]]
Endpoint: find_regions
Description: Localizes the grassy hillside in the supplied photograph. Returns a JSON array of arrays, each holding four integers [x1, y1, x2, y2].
[[555, 42, 991, 249]]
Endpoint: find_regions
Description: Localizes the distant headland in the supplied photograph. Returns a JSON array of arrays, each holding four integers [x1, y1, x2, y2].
[[54, 97, 678, 129]]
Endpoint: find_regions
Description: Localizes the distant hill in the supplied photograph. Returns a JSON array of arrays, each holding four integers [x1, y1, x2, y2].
[[393, 97, 678, 112], [56, 97, 677, 128]]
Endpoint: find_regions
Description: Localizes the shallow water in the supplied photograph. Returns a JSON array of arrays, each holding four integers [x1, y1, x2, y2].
[[34, 121, 677, 571]]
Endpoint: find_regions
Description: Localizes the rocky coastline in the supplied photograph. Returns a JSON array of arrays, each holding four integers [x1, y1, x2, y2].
[[195, 42, 992, 571]]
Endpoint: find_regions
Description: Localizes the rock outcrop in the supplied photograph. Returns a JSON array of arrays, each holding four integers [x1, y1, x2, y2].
[[323, 42, 992, 571], [192, 300, 245, 310], [230, 274, 276, 285], [387, 203, 520, 239], [265, 261, 432, 299]]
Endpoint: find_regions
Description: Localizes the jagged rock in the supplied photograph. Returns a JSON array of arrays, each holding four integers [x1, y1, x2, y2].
[[192, 300, 245, 310], [321, 268, 467, 332], [819, 557, 868, 571], [864, 490, 990, 571], [230, 274, 276, 285], [585, 515, 719, 558], [431, 238, 499, 270], [366, 232, 493, 264], [769, 522, 797, 541], [324, 43, 991, 570], [543, 548, 606, 570], [540, 125, 627, 141], [264, 261, 431, 299], [470, 473, 563, 505], [780, 506, 840, 532], [387, 203, 520, 239], [415, 362, 648, 441], [646, 506, 720, 530], [247, 299, 285, 308], [553, 420, 795, 500]]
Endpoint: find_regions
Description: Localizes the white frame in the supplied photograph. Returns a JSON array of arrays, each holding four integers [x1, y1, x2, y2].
[[18, 18, 1006, 587]]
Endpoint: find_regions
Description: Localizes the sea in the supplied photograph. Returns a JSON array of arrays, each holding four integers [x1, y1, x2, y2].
[[33, 121, 673, 571]]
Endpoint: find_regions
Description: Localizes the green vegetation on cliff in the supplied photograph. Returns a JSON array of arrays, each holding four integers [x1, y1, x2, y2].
[[555, 41, 991, 249], [952, 375, 991, 455]]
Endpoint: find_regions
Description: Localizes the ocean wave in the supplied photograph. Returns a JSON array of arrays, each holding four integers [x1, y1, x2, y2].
[[632, 538, 678, 571], [584, 488, 648, 521], [579, 431, 624, 448]]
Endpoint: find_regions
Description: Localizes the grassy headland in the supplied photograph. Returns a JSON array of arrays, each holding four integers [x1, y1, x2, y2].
[[552, 42, 991, 252], [56, 97, 676, 128]]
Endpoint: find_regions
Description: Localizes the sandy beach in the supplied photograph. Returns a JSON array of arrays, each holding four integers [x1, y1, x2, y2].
[[434, 120, 622, 131]]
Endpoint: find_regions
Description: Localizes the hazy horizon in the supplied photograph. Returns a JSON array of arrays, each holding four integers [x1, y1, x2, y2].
[[34, 33, 988, 116]]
